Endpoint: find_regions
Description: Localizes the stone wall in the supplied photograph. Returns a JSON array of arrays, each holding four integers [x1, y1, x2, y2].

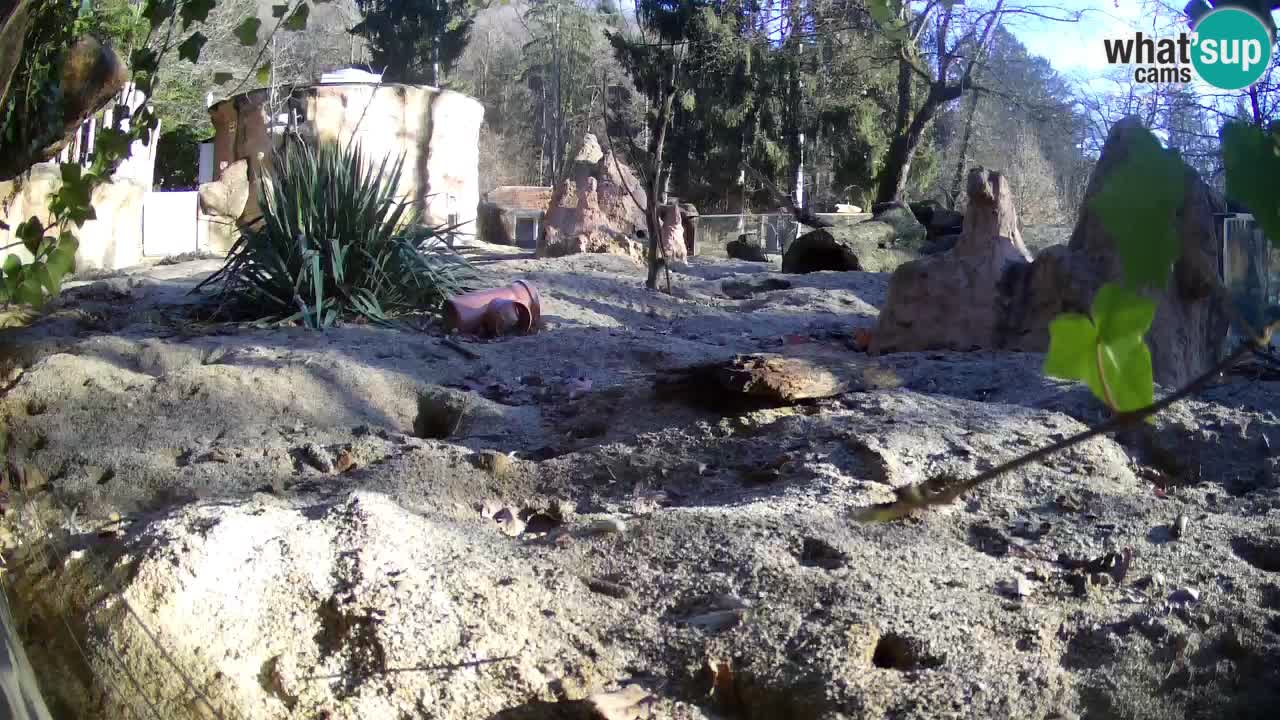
[[0, 154, 156, 273], [206, 83, 485, 232]]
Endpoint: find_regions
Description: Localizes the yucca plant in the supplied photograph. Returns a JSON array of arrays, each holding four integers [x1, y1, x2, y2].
[[194, 138, 470, 328]]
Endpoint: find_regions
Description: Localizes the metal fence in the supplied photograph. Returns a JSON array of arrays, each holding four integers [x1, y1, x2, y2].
[[1220, 212, 1278, 345], [696, 212, 872, 257]]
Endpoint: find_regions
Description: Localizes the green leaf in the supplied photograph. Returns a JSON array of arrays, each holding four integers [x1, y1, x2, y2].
[[1092, 283, 1156, 345], [33, 264, 59, 296], [180, 0, 216, 28], [1088, 127, 1185, 290], [256, 62, 272, 86], [3, 254, 22, 278], [1222, 122, 1280, 249], [1090, 283, 1156, 411], [142, 0, 176, 26], [13, 278, 43, 307], [46, 234, 78, 281], [94, 129, 130, 162], [1044, 313, 1101, 390], [15, 217, 43, 256], [283, 3, 310, 31], [130, 48, 160, 74], [235, 17, 262, 46], [1045, 283, 1156, 413], [178, 32, 208, 63], [212, 72, 235, 85]]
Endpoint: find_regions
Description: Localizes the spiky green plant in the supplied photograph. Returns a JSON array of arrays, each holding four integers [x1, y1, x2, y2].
[[195, 138, 470, 328]]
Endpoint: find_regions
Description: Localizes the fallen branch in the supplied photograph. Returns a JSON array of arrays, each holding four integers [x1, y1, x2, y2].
[[854, 338, 1259, 523]]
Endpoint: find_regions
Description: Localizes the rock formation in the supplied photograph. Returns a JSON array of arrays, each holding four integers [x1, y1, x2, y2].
[[873, 117, 1229, 388], [538, 134, 649, 263], [727, 235, 769, 262], [782, 229, 864, 273], [659, 203, 687, 264], [872, 168, 1031, 353], [870, 202, 928, 247]]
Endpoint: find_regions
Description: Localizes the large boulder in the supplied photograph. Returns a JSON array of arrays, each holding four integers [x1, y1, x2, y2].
[[539, 134, 648, 262], [788, 222, 920, 273], [873, 117, 1230, 388], [1002, 117, 1229, 387], [871, 202, 928, 248], [782, 229, 863, 273], [726, 235, 769, 262]]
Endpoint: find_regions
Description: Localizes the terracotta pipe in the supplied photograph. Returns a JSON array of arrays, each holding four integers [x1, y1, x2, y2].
[[444, 279, 542, 336]]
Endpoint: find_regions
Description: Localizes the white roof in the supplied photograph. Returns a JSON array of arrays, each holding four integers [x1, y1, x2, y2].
[[319, 68, 383, 85]]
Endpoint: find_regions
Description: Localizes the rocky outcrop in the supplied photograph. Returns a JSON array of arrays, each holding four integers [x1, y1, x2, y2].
[[727, 235, 769, 262], [1002, 117, 1229, 387], [871, 202, 928, 248], [873, 117, 1229, 388], [910, 200, 964, 240], [197, 159, 250, 220], [782, 228, 866, 273], [539, 134, 649, 263], [872, 168, 1032, 354]]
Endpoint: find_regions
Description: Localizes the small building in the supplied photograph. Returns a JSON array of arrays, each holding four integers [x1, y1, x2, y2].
[[477, 186, 553, 248]]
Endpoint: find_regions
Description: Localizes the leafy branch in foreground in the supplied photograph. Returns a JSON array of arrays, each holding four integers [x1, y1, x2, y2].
[[856, 121, 1279, 523], [193, 139, 470, 329], [0, 0, 314, 311]]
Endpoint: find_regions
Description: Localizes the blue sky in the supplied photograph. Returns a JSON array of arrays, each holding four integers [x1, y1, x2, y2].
[[1006, 0, 1148, 77], [1007, 0, 1280, 79]]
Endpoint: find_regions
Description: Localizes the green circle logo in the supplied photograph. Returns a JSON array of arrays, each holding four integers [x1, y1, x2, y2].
[[1191, 8, 1274, 90]]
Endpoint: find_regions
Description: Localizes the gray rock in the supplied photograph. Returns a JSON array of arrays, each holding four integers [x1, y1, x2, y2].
[[726, 236, 769, 262], [782, 229, 863, 273], [871, 201, 928, 247]]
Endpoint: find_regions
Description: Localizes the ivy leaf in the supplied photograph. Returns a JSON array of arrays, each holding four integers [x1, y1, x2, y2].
[[178, 32, 208, 63], [130, 48, 160, 74], [1044, 283, 1156, 413], [34, 265, 59, 296], [1091, 284, 1156, 412], [1088, 127, 1185, 291], [15, 217, 43, 256], [142, 0, 176, 26], [46, 234, 78, 281], [13, 277, 43, 307], [284, 3, 310, 31], [256, 62, 272, 86], [180, 0, 216, 28], [95, 129, 130, 162], [235, 17, 262, 46], [1222, 122, 1280, 249], [212, 72, 236, 85]]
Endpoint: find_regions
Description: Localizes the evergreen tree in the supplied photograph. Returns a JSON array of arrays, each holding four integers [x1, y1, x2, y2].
[[352, 0, 480, 85]]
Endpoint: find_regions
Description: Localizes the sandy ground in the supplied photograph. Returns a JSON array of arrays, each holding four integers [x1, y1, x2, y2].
[[0, 244, 1278, 719]]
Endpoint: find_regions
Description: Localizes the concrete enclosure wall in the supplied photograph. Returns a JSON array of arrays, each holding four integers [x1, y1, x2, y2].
[[207, 83, 485, 232]]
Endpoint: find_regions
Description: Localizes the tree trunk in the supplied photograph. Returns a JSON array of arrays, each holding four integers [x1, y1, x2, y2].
[[876, 85, 951, 205], [947, 87, 980, 209], [645, 62, 679, 290]]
